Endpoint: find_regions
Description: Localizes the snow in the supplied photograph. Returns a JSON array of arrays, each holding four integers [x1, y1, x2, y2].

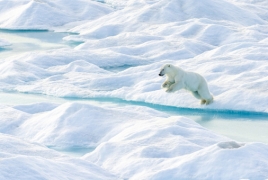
[[0, 0, 268, 112], [1, 50, 268, 112], [0, 0, 268, 179], [0, 0, 112, 30], [1, 102, 268, 179], [0, 39, 11, 47], [0, 133, 116, 180]]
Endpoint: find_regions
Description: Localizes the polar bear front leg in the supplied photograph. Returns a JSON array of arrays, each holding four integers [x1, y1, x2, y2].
[[162, 81, 173, 89], [166, 81, 183, 92]]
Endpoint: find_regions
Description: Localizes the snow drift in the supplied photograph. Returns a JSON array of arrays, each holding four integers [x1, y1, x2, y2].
[[1, 0, 268, 179], [0, 0, 112, 29]]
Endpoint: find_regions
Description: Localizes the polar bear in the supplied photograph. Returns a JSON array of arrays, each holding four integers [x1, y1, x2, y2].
[[159, 64, 213, 105]]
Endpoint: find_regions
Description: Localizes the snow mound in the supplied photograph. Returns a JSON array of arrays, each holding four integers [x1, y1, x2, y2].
[[70, 0, 264, 36], [0, 0, 112, 29], [82, 112, 268, 179], [0, 106, 30, 134], [1, 102, 268, 179], [0, 133, 116, 180], [143, 142, 268, 180], [14, 102, 166, 147]]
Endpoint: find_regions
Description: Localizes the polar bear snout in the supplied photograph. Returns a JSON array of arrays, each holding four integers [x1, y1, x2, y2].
[[159, 69, 165, 76]]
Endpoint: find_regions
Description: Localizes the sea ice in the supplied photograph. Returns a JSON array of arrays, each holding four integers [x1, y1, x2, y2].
[[0, 133, 116, 180], [0, 0, 268, 179], [0, 0, 112, 30], [0, 39, 11, 47]]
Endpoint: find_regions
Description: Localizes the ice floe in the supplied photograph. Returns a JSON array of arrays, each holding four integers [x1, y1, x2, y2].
[[1, 0, 268, 179], [0, 133, 116, 179], [1, 102, 267, 179]]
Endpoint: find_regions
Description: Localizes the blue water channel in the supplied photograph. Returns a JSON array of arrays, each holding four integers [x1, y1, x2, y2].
[[0, 30, 267, 156]]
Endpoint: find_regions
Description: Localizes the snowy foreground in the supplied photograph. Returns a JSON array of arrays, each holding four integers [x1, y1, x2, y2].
[[0, 39, 11, 48], [0, 0, 268, 179], [1, 102, 268, 179]]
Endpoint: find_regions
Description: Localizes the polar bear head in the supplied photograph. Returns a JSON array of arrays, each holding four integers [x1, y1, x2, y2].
[[159, 64, 174, 76]]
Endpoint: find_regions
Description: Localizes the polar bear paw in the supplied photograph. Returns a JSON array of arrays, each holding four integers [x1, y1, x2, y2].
[[165, 87, 174, 93], [201, 98, 213, 105], [201, 99, 206, 105], [162, 81, 173, 88]]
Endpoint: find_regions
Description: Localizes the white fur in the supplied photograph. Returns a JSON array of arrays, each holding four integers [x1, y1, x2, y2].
[[159, 64, 213, 105]]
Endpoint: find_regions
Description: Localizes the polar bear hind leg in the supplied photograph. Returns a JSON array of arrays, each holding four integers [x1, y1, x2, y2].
[[197, 86, 213, 105], [205, 97, 213, 105], [191, 91, 209, 105], [191, 91, 201, 99]]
